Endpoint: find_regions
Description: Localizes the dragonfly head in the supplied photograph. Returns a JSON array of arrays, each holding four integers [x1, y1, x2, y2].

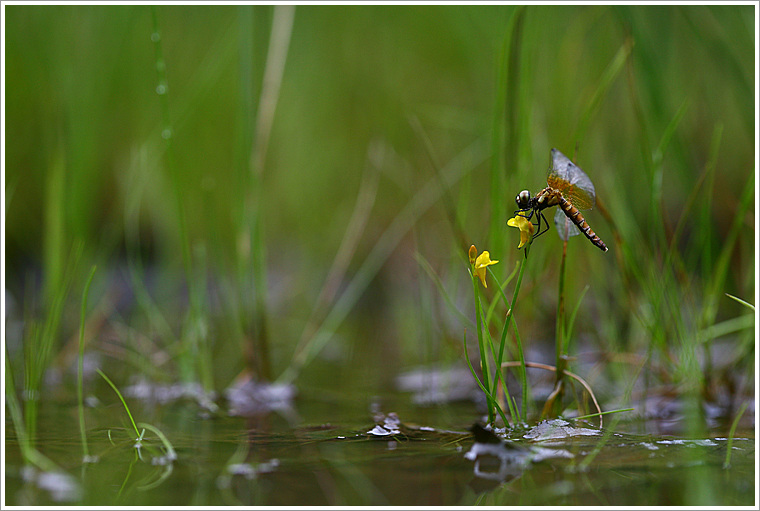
[[515, 190, 531, 209]]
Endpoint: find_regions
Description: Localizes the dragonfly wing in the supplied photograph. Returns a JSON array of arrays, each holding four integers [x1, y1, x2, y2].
[[548, 149, 596, 210], [554, 208, 582, 240]]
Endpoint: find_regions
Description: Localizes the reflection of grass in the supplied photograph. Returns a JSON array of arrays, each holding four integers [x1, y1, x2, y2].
[[77, 266, 97, 462]]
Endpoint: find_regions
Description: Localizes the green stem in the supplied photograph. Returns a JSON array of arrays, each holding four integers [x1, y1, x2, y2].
[[512, 314, 528, 422], [151, 6, 199, 384], [556, 241, 568, 383], [492, 242, 531, 422], [463, 330, 509, 426], [723, 401, 748, 469], [77, 266, 97, 460], [471, 269, 494, 424], [97, 369, 140, 439], [477, 294, 515, 424]]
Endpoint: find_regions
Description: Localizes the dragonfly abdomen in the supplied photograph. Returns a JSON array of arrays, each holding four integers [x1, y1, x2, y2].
[[557, 196, 608, 252]]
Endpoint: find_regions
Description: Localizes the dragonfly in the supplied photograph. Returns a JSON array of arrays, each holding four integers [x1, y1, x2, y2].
[[514, 148, 608, 252]]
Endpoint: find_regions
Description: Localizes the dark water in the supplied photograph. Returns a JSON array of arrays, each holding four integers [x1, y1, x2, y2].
[[3, 380, 756, 507]]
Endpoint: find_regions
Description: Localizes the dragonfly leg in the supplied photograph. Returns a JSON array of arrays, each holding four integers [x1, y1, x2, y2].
[[514, 207, 534, 221], [532, 211, 551, 239]]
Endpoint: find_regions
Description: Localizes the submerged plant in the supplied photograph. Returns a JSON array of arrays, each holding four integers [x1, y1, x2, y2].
[[97, 369, 176, 495]]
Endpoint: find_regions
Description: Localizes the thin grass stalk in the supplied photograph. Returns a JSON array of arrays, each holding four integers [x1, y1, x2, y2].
[[651, 107, 709, 297], [24, 242, 81, 447], [27, 152, 66, 446], [510, 315, 528, 422], [476, 289, 517, 424], [5, 350, 60, 473], [699, 171, 754, 384], [487, 241, 530, 423], [77, 266, 97, 461], [556, 239, 568, 377], [245, 5, 295, 381], [43, 151, 66, 308], [489, 6, 525, 251], [545, 234, 571, 420], [645, 104, 700, 342], [409, 117, 470, 251], [564, 285, 590, 355], [415, 251, 475, 330], [278, 139, 489, 383], [501, 360, 603, 427], [150, 7, 203, 384], [462, 330, 509, 426], [191, 244, 214, 391], [471, 270, 494, 424], [574, 407, 634, 422], [573, 38, 633, 147], [577, 414, 621, 470], [663, 120, 720, 294], [723, 401, 749, 469], [484, 261, 519, 326], [691, 124, 722, 381], [123, 150, 177, 347], [118, 457, 136, 499], [293, 154, 380, 362], [97, 369, 141, 439], [624, 44, 658, 249], [233, 5, 258, 378], [150, 7, 191, 284]]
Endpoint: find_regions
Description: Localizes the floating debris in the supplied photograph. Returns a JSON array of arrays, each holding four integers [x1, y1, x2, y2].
[[523, 419, 601, 441], [367, 412, 402, 436]]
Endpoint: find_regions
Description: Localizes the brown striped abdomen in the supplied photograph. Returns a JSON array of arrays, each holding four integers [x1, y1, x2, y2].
[[558, 196, 608, 252]]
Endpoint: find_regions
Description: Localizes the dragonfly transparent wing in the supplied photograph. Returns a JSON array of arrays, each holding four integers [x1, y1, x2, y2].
[[547, 148, 596, 210], [554, 208, 582, 240]]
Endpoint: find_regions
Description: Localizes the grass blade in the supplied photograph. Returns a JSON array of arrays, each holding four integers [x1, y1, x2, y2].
[[97, 369, 140, 439], [77, 266, 97, 461]]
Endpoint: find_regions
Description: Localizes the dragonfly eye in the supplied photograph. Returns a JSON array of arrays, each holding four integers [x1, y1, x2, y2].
[[516, 190, 531, 208]]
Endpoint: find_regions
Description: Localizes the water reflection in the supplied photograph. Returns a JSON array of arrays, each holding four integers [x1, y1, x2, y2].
[[465, 423, 573, 487]]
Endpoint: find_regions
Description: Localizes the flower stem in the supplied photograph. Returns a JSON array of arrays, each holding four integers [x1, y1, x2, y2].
[[504, 242, 530, 422], [470, 269, 494, 424]]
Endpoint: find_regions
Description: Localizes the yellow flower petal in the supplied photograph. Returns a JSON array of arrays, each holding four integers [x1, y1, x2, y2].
[[475, 251, 498, 268], [474, 251, 499, 287], [507, 216, 535, 249]]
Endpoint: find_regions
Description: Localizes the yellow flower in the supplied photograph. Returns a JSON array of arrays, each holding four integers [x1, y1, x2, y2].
[[474, 250, 499, 288], [507, 215, 535, 249]]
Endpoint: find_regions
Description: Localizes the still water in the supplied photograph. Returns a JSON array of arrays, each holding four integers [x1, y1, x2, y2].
[[4, 376, 755, 506]]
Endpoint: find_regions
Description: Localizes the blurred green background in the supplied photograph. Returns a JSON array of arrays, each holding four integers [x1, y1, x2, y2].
[[4, 5, 755, 394]]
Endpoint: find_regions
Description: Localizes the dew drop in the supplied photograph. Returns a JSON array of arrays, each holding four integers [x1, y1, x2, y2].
[[161, 128, 172, 140], [151, 32, 160, 43], [156, 83, 167, 95]]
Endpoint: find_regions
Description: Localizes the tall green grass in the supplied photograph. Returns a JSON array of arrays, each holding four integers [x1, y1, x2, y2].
[[149, 6, 213, 389]]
